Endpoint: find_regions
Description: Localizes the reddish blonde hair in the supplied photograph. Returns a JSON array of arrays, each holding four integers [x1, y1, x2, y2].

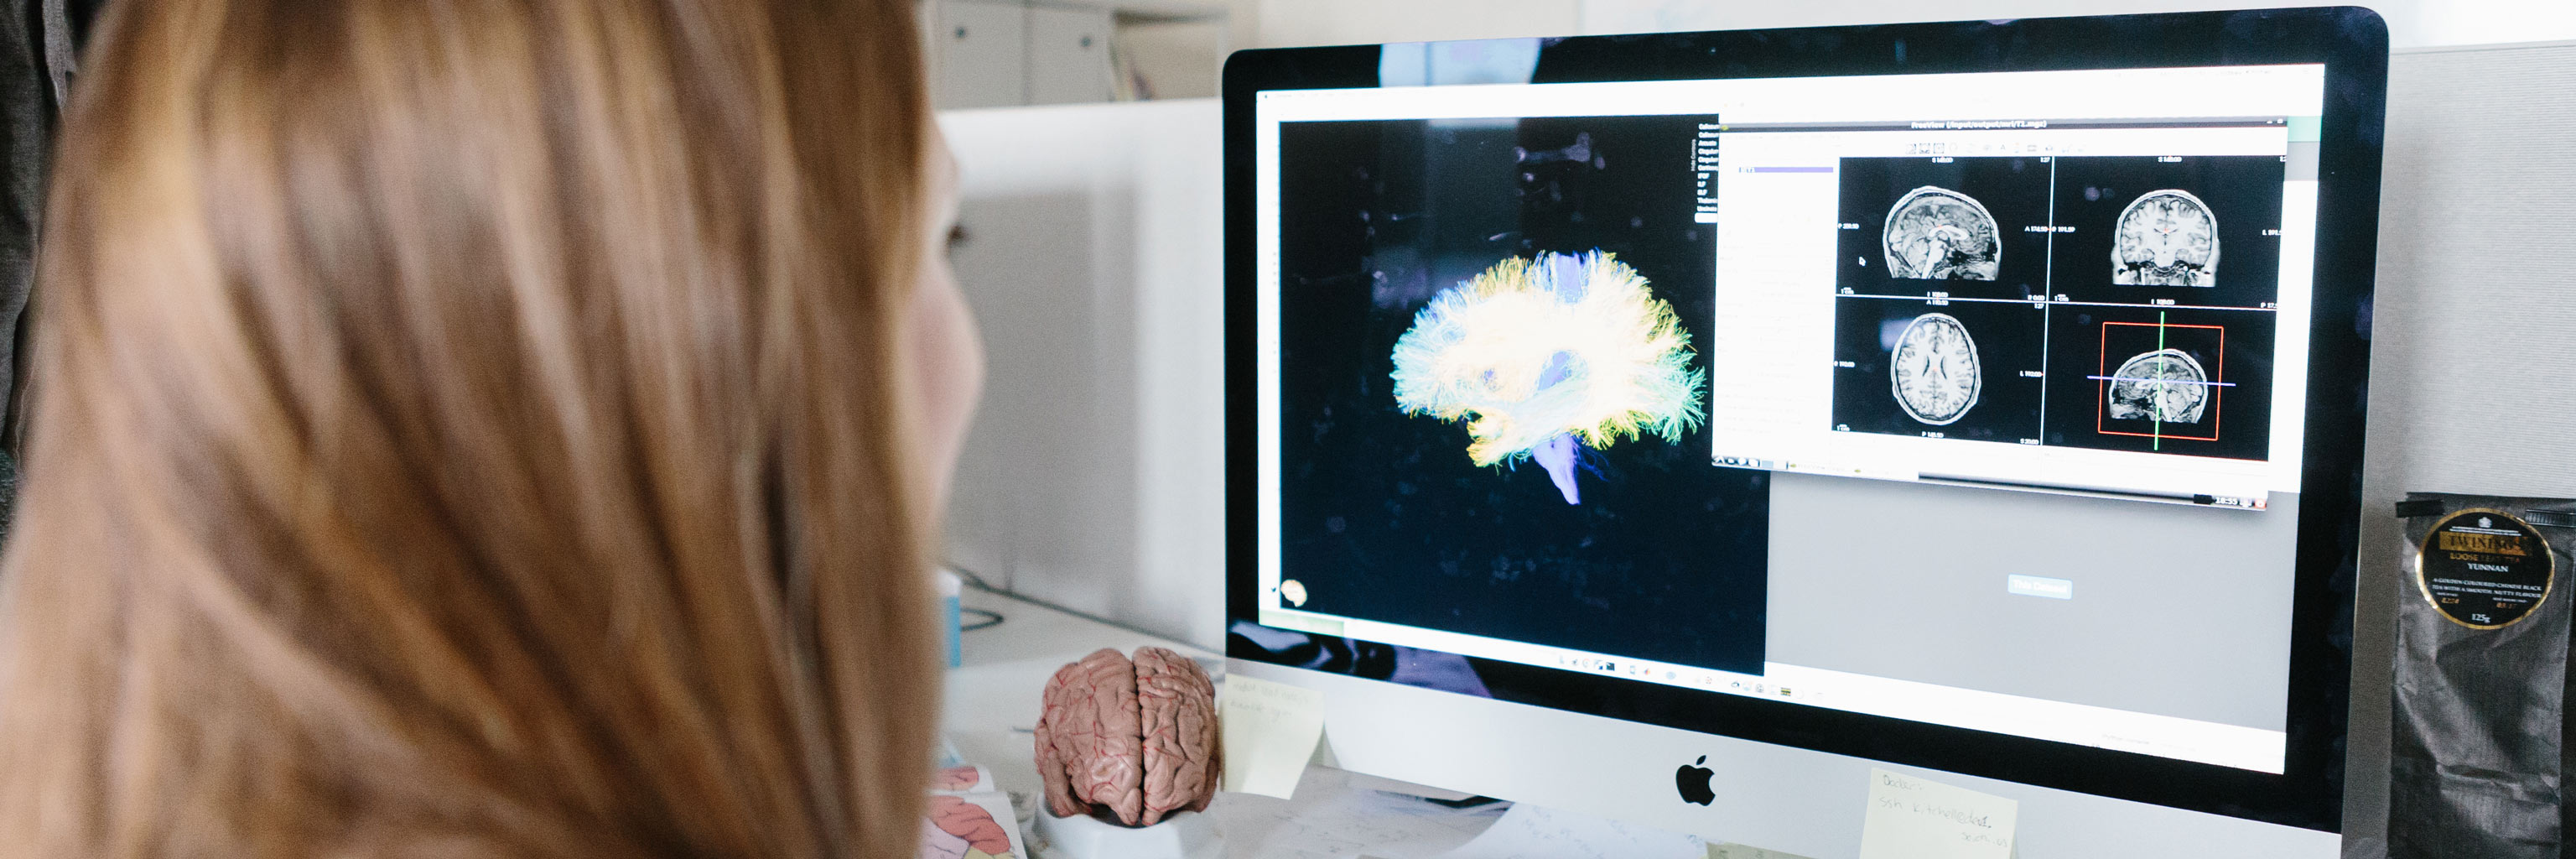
[[0, 1, 942, 856]]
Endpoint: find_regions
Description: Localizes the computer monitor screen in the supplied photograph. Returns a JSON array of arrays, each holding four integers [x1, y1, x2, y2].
[[1228, 9, 2384, 831]]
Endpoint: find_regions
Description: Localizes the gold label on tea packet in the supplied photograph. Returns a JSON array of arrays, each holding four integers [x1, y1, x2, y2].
[[2417, 508, 2557, 629]]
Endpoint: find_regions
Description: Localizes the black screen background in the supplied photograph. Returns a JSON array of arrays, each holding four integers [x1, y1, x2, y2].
[[1275, 116, 1771, 674]]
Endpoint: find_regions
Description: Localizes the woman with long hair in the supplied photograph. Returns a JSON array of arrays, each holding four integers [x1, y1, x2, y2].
[[0, 1, 982, 856]]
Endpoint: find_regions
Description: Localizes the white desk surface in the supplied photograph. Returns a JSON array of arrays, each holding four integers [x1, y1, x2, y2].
[[943, 587, 1509, 859]]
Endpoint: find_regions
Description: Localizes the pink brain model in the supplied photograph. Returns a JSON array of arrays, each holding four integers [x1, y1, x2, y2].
[[1033, 647, 1221, 826]]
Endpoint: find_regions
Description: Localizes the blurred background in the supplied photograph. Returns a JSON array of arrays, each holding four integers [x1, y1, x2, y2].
[[929, 0, 2576, 653], [928, 8, 2576, 853]]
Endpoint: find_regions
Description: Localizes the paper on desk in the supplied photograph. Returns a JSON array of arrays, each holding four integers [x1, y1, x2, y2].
[[1857, 768, 2017, 859], [929, 764, 995, 794], [1426, 802, 1705, 859], [1214, 768, 1503, 858], [923, 790, 1029, 859], [1222, 674, 1327, 799]]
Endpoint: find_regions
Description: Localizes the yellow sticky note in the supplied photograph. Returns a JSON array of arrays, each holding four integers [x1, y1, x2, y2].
[[1711, 843, 1818, 859], [1219, 673, 1327, 799], [1857, 768, 2017, 859]]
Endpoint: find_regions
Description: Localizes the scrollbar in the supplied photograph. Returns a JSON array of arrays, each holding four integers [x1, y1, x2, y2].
[[1914, 472, 2267, 509]]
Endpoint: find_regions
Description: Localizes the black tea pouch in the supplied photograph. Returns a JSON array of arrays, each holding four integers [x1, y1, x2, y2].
[[2388, 492, 2576, 858]]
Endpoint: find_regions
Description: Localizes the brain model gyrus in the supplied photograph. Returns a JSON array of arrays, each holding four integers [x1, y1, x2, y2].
[[1033, 647, 1221, 827], [1389, 251, 1706, 506]]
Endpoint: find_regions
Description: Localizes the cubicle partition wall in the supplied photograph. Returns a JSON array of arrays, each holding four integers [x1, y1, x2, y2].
[[2343, 39, 2576, 857], [938, 99, 1229, 651]]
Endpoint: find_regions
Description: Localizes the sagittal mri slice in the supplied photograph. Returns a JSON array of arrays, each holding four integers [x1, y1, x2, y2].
[[1890, 312, 1981, 425], [2111, 189, 2220, 286], [1882, 186, 2002, 280], [2107, 348, 2210, 424]]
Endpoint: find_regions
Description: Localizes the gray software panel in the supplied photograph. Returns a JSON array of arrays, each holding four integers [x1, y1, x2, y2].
[[1764, 471, 2299, 731]]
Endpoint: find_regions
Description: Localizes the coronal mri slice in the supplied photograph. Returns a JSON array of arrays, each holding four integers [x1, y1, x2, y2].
[[1882, 186, 2002, 280], [2111, 189, 2220, 286], [2107, 348, 2210, 424], [1890, 312, 1981, 425]]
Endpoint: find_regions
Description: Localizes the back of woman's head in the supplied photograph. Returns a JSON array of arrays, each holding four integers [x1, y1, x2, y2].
[[0, 1, 947, 856]]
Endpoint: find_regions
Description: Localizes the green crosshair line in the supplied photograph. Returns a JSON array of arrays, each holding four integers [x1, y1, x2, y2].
[[2153, 310, 2167, 450]]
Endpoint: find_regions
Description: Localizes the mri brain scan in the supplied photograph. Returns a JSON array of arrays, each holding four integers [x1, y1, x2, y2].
[[1882, 186, 2002, 280], [2106, 348, 2210, 424], [1890, 312, 1981, 425], [2111, 189, 2220, 286]]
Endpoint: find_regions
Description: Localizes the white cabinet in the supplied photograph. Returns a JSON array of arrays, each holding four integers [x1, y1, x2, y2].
[[935, 0, 1028, 108], [1027, 5, 1117, 105], [926, 0, 1223, 107]]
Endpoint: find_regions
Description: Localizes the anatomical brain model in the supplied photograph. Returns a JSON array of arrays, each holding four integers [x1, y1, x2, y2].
[[1882, 186, 2002, 280], [2111, 189, 2220, 286], [1034, 647, 1222, 826]]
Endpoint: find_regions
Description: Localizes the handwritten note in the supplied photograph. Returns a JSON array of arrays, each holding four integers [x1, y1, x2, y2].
[[1857, 768, 2018, 859], [1221, 674, 1327, 799], [1428, 803, 1705, 859]]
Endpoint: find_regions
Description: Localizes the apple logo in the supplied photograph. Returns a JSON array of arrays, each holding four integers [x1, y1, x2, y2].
[[1675, 755, 1716, 806]]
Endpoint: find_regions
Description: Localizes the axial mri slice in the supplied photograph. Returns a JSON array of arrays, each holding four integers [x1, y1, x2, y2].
[[1889, 312, 1981, 425], [1882, 186, 2002, 281], [2111, 189, 2220, 286], [2106, 348, 2211, 424]]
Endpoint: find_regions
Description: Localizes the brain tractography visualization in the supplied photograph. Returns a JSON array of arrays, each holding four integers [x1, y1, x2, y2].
[[2106, 348, 2211, 424], [1883, 186, 2002, 280], [2111, 189, 2220, 286], [1889, 312, 1981, 425], [1277, 114, 1770, 678], [1391, 251, 1706, 505]]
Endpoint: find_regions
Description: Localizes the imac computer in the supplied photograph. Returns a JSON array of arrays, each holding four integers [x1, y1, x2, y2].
[[1222, 8, 2388, 857]]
